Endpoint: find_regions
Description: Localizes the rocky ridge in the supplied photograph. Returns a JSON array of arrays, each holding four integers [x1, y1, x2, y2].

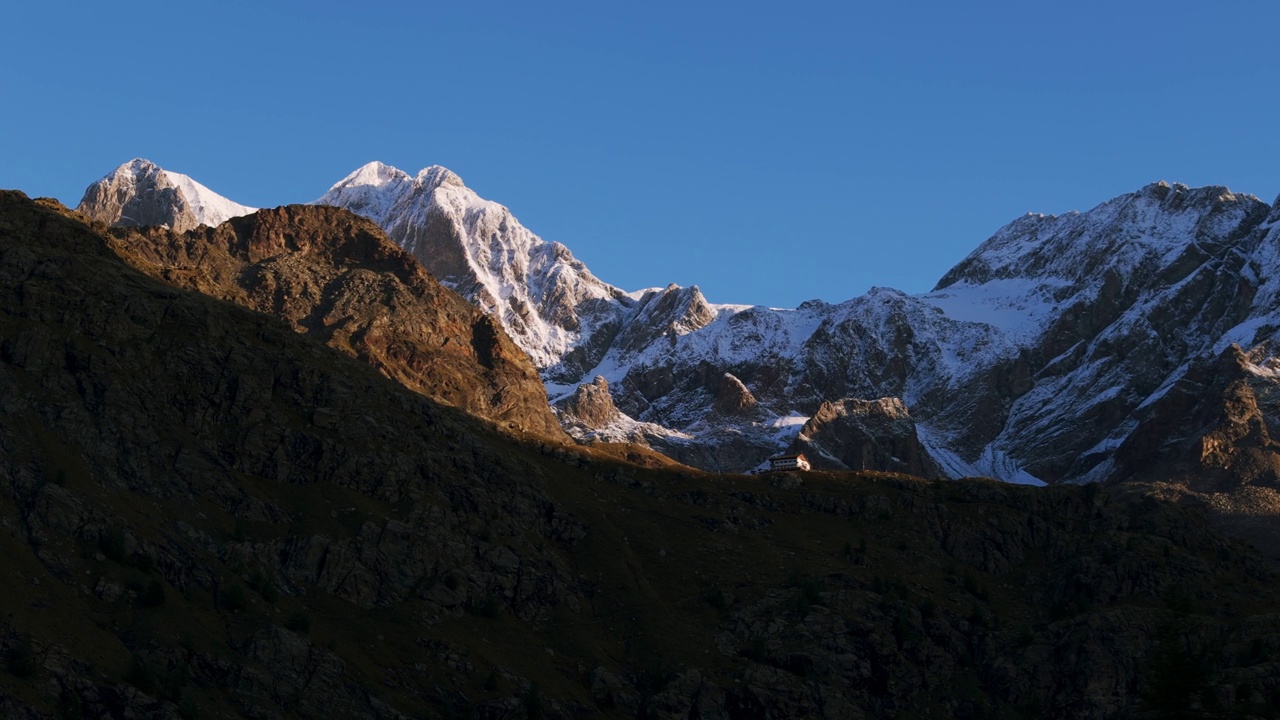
[[0, 190, 584, 717], [789, 397, 943, 477], [76, 163, 1280, 499], [101, 202, 564, 437]]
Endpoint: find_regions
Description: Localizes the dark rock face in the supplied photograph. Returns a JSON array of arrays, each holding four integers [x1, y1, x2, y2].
[[1114, 344, 1280, 491], [102, 204, 565, 438], [712, 372, 757, 416], [648, 428, 785, 474], [790, 397, 943, 477], [1109, 343, 1280, 559]]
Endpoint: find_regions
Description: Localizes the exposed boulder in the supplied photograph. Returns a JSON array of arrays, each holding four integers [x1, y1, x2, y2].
[[557, 376, 621, 429]]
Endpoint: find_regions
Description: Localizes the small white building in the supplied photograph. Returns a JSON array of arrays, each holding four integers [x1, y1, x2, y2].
[[768, 453, 811, 472]]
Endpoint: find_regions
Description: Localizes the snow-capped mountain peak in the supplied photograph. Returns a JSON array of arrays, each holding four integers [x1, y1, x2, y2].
[[331, 161, 411, 190], [76, 158, 256, 232], [316, 162, 628, 370], [119, 157, 161, 178], [935, 180, 1268, 291]]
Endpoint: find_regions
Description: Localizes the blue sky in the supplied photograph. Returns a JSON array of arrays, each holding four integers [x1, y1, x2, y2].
[[4, 1, 1279, 307]]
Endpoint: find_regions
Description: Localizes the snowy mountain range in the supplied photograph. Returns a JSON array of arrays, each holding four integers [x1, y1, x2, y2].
[[75, 159, 1280, 489]]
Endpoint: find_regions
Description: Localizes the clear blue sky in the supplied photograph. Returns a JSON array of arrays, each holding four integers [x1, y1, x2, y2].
[[4, 1, 1279, 307]]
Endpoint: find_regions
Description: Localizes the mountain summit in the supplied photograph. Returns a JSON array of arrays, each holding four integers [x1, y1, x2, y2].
[[317, 162, 628, 370], [77, 158, 257, 232]]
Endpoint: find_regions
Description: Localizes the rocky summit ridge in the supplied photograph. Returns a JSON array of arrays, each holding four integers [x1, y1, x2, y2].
[[75, 164, 1280, 503]]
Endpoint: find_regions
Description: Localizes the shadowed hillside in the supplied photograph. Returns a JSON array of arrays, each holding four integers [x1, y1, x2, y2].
[[3, 191, 1280, 718]]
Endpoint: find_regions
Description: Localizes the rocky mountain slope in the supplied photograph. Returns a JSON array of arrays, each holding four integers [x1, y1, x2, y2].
[[100, 202, 564, 438], [76, 162, 1280, 498], [7, 189, 1280, 718], [315, 162, 632, 371]]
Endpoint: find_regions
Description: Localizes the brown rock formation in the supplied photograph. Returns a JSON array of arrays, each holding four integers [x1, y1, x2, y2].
[[790, 397, 943, 477], [1115, 344, 1280, 491], [102, 204, 564, 438], [1110, 344, 1280, 558], [557, 375, 621, 429]]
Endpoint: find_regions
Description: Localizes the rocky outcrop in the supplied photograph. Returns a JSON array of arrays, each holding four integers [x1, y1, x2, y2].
[[102, 204, 565, 438], [790, 397, 943, 477], [1106, 344, 1280, 559], [557, 375, 621, 428], [712, 372, 757, 416], [553, 375, 690, 447], [1113, 344, 1280, 491]]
